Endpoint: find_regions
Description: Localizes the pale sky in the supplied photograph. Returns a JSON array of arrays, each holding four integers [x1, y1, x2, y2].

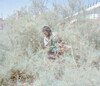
[[0, 0, 99, 18], [0, 0, 31, 18]]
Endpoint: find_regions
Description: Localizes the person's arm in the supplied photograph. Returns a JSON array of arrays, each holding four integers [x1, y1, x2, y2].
[[40, 38, 45, 49]]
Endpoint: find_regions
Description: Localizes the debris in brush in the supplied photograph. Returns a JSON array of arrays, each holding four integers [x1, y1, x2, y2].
[[0, 78, 8, 86], [75, 55, 81, 67], [91, 57, 100, 70], [9, 69, 36, 83], [54, 70, 64, 80]]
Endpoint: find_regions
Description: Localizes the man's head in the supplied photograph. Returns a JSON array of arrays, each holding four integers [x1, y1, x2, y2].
[[42, 26, 52, 37]]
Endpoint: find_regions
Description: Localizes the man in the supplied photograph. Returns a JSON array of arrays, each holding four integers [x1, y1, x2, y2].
[[41, 26, 66, 59]]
